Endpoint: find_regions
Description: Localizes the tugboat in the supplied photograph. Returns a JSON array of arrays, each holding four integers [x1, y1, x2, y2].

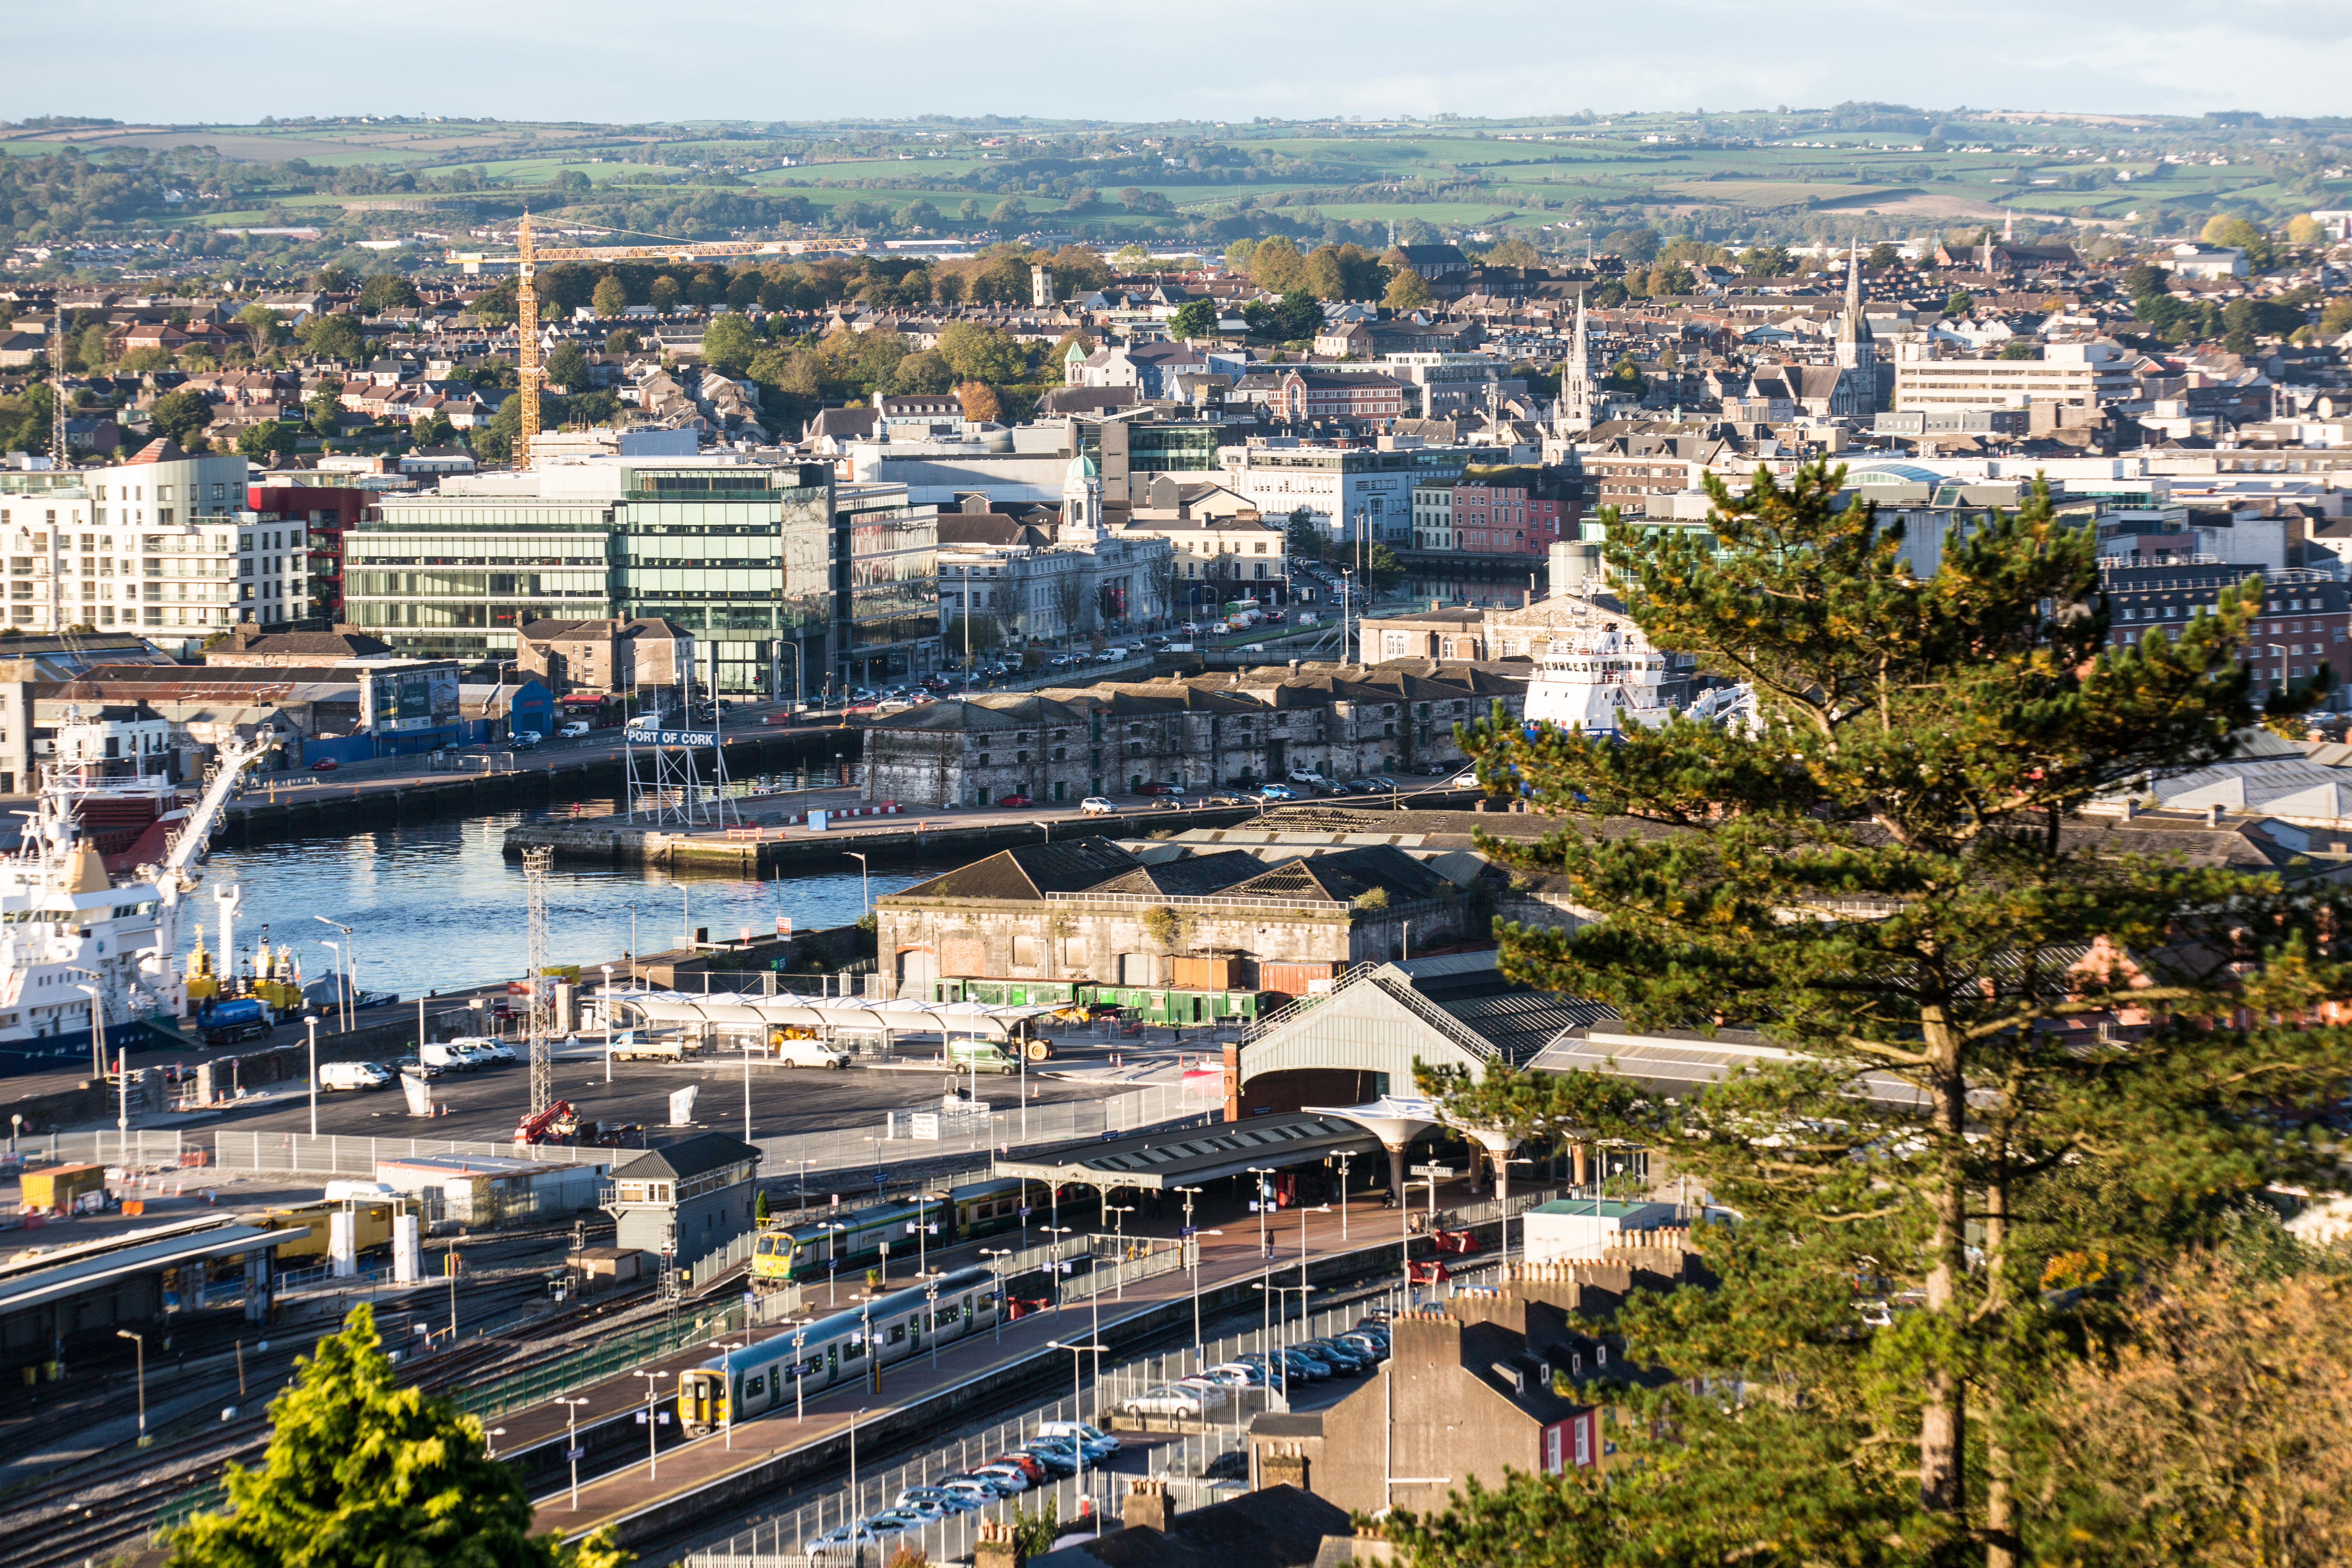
[[1521, 613, 1674, 736]]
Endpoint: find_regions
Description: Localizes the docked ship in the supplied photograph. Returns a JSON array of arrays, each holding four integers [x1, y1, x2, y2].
[[1522, 617, 1675, 736], [0, 732, 269, 1076]]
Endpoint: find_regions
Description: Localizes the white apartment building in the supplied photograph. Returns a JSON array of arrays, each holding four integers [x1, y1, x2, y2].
[[0, 441, 310, 642], [1891, 341, 2107, 413], [1215, 437, 1479, 545]]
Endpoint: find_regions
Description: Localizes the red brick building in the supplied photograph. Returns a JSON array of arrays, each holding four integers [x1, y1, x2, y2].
[[1449, 466, 1573, 556], [248, 484, 374, 621], [1276, 370, 1405, 423]]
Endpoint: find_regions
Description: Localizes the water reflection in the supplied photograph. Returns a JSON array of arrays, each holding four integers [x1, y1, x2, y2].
[[182, 802, 940, 998]]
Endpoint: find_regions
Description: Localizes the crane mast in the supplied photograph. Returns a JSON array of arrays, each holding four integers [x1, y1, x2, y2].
[[516, 211, 542, 463]]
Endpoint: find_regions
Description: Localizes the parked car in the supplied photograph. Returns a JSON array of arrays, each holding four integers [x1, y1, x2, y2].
[[453, 1036, 516, 1065], [1079, 796, 1118, 815], [1301, 1338, 1370, 1373], [804, 1524, 882, 1557], [898, 1487, 977, 1516], [1450, 769, 1480, 788], [1209, 1361, 1272, 1388], [940, 1473, 1018, 1500], [1121, 1383, 1226, 1418], [317, 1060, 390, 1092], [509, 729, 542, 748], [1257, 782, 1300, 801], [1335, 1331, 1388, 1362], [970, 1460, 1035, 1492], [996, 794, 1033, 808], [1018, 1441, 1079, 1477], [311, 757, 340, 773], [559, 721, 592, 738], [390, 1055, 441, 1080], [1343, 777, 1394, 795], [1135, 782, 1184, 796], [1034, 1421, 1120, 1457]]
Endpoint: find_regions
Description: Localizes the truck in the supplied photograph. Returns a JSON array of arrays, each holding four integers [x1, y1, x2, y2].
[[199, 997, 274, 1047], [610, 1031, 695, 1062]]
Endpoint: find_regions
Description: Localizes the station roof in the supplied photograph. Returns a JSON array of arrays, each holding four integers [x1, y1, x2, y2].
[[993, 1111, 1380, 1192], [623, 991, 1057, 1041], [0, 1223, 304, 1318]]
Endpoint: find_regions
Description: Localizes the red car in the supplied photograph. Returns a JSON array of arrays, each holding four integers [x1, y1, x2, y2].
[[311, 757, 340, 772], [997, 794, 1033, 808], [1135, 782, 1183, 797]]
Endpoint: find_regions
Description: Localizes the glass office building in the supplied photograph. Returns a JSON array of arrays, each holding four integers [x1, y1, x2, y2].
[[350, 459, 938, 698]]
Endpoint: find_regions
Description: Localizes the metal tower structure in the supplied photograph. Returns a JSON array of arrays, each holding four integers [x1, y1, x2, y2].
[[49, 304, 66, 466], [523, 845, 554, 1115]]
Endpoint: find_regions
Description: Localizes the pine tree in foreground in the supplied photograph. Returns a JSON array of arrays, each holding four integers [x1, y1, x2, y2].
[[166, 1303, 628, 1568], [1424, 461, 2352, 1567]]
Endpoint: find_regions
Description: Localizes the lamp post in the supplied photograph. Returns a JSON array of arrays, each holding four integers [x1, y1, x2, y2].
[[849, 1405, 873, 1568], [1334, 1152, 1353, 1240], [1247, 1165, 1278, 1339], [556, 1397, 590, 1509], [716, 1341, 744, 1448], [635, 1370, 671, 1478], [1174, 1183, 1217, 1371], [792, 1323, 809, 1419], [1045, 1225, 1074, 1316], [315, 915, 356, 1031], [115, 1329, 147, 1444], [1104, 1204, 1134, 1300], [317, 940, 346, 1034], [980, 1248, 1012, 1342], [601, 964, 615, 1084], [1253, 1283, 1314, 1398], [925, 1281, 940, 1370], [822, 1222, 848, 1306], [305, 1015, 318, 1136], [1047, 1340, 1107, 1491], [65, 966, 106, 1084], [847, 851, 870, 920], [486, 1426, 507, 1460]]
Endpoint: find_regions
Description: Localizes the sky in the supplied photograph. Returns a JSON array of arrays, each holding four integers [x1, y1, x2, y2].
[[13, 0, 2351, 126]]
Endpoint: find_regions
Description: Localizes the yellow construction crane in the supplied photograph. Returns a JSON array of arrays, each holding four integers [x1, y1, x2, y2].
[[445, 219, 877, 464]]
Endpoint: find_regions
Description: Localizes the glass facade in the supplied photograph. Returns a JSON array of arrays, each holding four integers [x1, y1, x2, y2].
[[350, 462, 938, 697]]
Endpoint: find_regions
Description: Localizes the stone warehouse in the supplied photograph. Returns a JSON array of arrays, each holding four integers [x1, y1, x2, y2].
[[857, 660, 1529, 807], [874, 837, 1479, 999]]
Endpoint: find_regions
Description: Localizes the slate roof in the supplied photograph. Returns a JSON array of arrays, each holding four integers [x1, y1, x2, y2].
[[610, 1132, 760, 1183], [1031, 1485, 1351, 1568], [890, 839, 1142, 902]]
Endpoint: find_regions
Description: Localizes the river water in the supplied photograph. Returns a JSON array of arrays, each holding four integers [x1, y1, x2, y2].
[[177, 800, 942, 1000]]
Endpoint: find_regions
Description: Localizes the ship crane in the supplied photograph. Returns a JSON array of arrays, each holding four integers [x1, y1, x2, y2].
[[445, 220, 874, 467]]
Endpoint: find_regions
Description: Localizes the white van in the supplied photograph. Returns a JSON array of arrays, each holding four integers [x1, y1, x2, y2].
[[318, 1060, 391, 1092], [420, 1041, 478, 1071], [772, 1037, 850, 1069], [445, 1036, 512, 1067]]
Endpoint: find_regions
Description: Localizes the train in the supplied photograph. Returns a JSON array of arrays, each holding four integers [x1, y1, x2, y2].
[[677, 1265, 1000, 1433], [747, 1177, 1100, 1290]]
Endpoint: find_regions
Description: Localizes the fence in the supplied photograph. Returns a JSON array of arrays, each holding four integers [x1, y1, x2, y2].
[[680, 1277, 1412, 1568]]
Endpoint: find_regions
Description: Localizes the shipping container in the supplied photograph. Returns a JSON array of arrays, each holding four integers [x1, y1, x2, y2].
[[1170, 956, 1245, 991], [1258, 960, 1346, 998], [256, 1202, 396, 1259], [20, 1163, 107, 1214]]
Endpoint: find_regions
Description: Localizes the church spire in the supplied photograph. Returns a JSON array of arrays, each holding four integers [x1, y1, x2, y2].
[[1557, 290, 1595, 435]]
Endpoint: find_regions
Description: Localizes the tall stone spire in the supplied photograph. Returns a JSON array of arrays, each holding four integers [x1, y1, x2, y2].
[[1557, 290, 1595, 434], [1835, 237, 1875, 376]]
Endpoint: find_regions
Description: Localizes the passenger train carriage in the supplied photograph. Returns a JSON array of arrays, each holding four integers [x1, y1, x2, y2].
[[748, 1178, 1096, 1289], [678, 1266, 1000, 1433]]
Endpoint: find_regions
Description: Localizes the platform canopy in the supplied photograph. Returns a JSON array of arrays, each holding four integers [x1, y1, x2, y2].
[[620, 990, 1058, 1040], [994, 1111, 1380, 1192]]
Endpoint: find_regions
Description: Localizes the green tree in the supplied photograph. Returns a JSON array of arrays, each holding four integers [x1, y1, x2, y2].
[[1738, 243, 1793, 277], [648, 276, 681, 313], [2123, 263, 2168, 304], [474, 394, 522, 463], [237, 304, 283, 355], [1222, 237, 1259, 273], [890, 350, 953, 394], [302, 313, 366, 363], [754, 1187, 771, 1226], [167, 1304, 626, 1568], [543, 340, 590, 392], [1285, 506, 1325, 563], [2321, 298, 2352, 337], [592, 276, 630, 317], [989, 197, 1031, 230], [148, 388, 214, 446], [1945, 288, 1975, 318], [1434, 461, 2352, 1564], [1600, 226, 1662, 262], [1646, 261, 1696, 296], [357, 274, 421, 314], [1364, 541, 1404, 590], [702, 313, 758, 377], [1997, 339, 2038, 360], [956, 381, 1002, 423], [1602, 355, 1647, 397], [1867, 241, 1902, 272], [1486, 235, 1542, 268], [1169, 299, 1220, 339], [605, 327, 640, 355], [236, 420, 299, 462], [937, 322, 1023, 384], [1385, 268, 1434, 311], [311, 264, 354, 294]]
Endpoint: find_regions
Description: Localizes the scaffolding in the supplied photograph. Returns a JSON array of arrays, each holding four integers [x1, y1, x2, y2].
[[524, 846, 553, 1116]]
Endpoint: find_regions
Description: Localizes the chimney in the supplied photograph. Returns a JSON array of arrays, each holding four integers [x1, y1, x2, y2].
[[2205, 802, 2225, 827], [976, 1519, 1026, 1568], [1124, 1477, 1173, 1534], [1258, 1443, 1310, 1492]]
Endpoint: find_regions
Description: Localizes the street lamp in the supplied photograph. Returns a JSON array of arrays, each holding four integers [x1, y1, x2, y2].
[[317, 940, 347, 1034], [822, 1222, 849, 1306], [1174, 1183, 1218, 1371], [1247, 1165, 1278, 1338], [315, 915, 356, 1031], [1104, 1204, 1134, 1301], [65, 966, 106, 1084], [115, 1329, 147, 1444], [716, 1341, 744, 1449], [847, 851, 870, 920], [486, 1425, 508, 1459], [849, 1405, 873, 1566], [636, 1370, 672, 1478], [980, 1248, 1013, 1342], [925, 1281, 940, 1370], [791, 1323, 810, 1419], [305, 1015, 318, 1136], [1046, 1340, 1107, 1492], [1045, 1225, 1074, 1316], [1333, 1152, 1353, 1241], [556, 1397, 590, 1509], [601, 964, 615, 1085]]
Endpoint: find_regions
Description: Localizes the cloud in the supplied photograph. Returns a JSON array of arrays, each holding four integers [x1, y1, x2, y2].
[[15, 0, 2352, 122]]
